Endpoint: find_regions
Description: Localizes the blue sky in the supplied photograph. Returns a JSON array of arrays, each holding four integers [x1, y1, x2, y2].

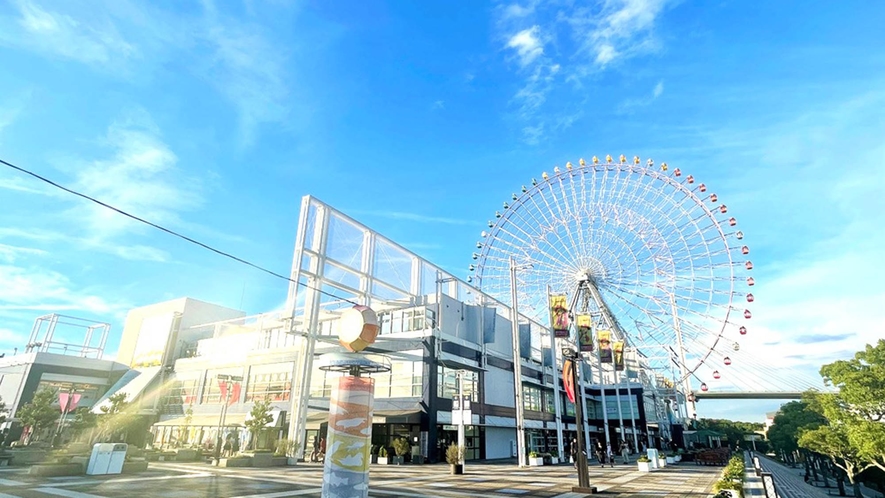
[[1, 0, 883, 422]]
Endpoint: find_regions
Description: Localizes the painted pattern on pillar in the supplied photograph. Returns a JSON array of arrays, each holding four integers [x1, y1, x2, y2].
[[322, 375, 375, 498]]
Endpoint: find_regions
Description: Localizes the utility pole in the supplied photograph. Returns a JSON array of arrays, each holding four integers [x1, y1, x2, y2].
[[509, 256, 528, 467], [457, 370, 466, 469]]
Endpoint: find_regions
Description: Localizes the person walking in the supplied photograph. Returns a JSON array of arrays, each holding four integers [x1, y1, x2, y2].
[[620, 440, 630, 464], [570, 439, 578, 469], [606, 444, 614, 468], [595, 443, 606, 468]]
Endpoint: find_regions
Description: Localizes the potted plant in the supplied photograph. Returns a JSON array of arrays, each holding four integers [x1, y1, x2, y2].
[[446, 444, 464, 475], [666, 452, 676, 464], [549, 450, 559, 465], [370, 445, 378, 465], [636, 455, 652, 472], [658, 454, 667, 467], [392, 438, 411, 465], [377, 446, 389, 465], [528, 450, 544, 466]]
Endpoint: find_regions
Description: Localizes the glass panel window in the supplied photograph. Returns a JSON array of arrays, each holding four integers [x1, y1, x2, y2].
[[203, 368, 244, 404], [246, 362, 294, 402], [544, 389, 555, 413], [436, 367, 477, 401], [523, 385, 542, 412], [563, 395, 576, 416]]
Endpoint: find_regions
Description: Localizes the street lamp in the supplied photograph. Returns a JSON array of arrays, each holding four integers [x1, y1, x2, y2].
[[509, 256, 532, 467], [214, 374, 243, 465], [562, 347, 596, 494]]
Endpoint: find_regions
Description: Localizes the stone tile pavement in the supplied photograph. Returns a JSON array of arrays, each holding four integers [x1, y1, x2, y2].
[[743, 452, 880, 498], [0, 459, 724, 498]]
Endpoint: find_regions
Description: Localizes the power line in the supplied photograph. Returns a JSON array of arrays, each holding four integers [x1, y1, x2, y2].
[[0, 157, 358, 306]]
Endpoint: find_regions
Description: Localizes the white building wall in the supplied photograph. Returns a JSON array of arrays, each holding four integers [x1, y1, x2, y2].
[[484, 365, 515, 408], [485, 427, 516, 459]]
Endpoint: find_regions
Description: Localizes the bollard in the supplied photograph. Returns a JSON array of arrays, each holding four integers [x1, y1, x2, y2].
[[761, 472, 777, 498]]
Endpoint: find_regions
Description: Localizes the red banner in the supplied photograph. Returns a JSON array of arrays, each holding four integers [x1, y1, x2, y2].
[[229, 383, 241, 406], [563, 359, 576, 404], [218, 380, 228, 401]]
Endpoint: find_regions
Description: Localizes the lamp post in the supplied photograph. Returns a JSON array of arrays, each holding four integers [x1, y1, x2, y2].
[[562, 347, 597, 494], [214, 374, 242, 465], [509, 256, 531, 467]]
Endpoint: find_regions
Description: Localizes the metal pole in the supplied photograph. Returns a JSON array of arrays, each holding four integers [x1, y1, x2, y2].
[[457, 370, 466, 468], [509, 256, 527, 467], [612, 367, 625, 459], [570, 358, 591, 489], [623, 353, 640, 454], [546, 285, 565, 460], [595, 334, 611, 454]]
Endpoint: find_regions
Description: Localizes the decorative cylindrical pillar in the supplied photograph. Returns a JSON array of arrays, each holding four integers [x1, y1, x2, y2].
[[322, 375, 375, 498]]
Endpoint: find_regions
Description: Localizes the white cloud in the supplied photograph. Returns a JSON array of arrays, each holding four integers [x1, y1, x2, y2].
[[0, 0, 137, 66], [501, 2, 537, 19], [65, 110, 204, 237], [506, 26, 544, 67], [574, 0, 667, 68], [432, 100, 445, 110], [0, 264, 128, 315], [616, 79, 665, 113], [351, 210, 476, 226]]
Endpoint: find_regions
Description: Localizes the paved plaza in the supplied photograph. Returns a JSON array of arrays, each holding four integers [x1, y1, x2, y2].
[[0, 460, 722, 498]]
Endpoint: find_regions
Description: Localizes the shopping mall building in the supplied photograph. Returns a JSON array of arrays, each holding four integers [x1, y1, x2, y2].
[[2, 196, 680, 462]]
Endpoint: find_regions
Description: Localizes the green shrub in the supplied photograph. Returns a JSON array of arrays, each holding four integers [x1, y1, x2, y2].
[[392, 438, 412, 457], [378, 446, 387, 458], [445, 444, 464, 465], [637, 455, 650, 462]]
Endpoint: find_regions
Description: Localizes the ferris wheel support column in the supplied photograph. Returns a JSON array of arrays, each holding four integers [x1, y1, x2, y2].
[[509, 256, 528, 468], [669, 293, 696, 421], [612, 367, 626, 455]]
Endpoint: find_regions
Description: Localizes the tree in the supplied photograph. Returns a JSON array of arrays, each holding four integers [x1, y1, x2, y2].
[[799, 400, 873, 498], [696, 418, 765, 449], [98, 393, 137, 442], [767, 399, 826, 457], [819, 339, 885, 472], [17, 388, 59, 444], [0, 395, 7, 425], [68, 407, 98, 441], [244, 399, 273, 450]]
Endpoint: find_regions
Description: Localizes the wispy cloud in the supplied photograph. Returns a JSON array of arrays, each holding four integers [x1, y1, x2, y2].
[[507, 26, 544, 67], [616, 79, 664, 113], [0, 0, 137, 67], [432, 100, 445, 110], [64, 109, 204, 238], [0, 264, 129, 315], [0, 1, 292, 148], [566, 0, 667, 69], [496, 0, 671, 143], [351, 209, 476, 226]]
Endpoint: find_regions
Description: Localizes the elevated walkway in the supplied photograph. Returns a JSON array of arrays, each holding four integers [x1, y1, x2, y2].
[[744, 451, 884, 498]]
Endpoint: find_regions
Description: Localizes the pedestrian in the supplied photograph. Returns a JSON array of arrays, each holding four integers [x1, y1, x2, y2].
[[606, 445, 614, 468], [620, 440, 630, 464], [595, 443, 606, 468], [570, 439, 578, 468]]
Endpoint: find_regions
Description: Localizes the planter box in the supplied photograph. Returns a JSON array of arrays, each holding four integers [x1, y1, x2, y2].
[[550, 457, 559, 465], [122, 461, 149, 473], [528, 457, 544, 466], [666, 457, 675, 464], [271, 456, 288, 467], [637, 461, 652, 472], [249, 452, 274, 467], [450, 464, 463, 475], [658, 458, 667, 467], [218, 457, 253, 468], [392, 456, 405, 465], [377, 457, 389, 465], [29, 463, 84, 477], [175, 449, 201, 461]]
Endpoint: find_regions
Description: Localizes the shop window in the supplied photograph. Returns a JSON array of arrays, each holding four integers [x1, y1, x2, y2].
[[436, 366, 477, 401], [246, 363, 293, 402], [523, 385, 542, 412]]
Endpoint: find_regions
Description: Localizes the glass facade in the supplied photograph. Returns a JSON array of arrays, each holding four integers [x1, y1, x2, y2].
[[437, 367, 478, 401], [246, 362, 293, 402]]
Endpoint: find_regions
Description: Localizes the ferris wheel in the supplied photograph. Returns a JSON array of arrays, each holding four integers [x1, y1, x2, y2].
[[470, 155, 755, 386]]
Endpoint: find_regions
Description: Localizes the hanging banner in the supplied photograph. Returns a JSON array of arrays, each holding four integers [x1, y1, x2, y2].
[[577, 314, 593, 352], [562, 359, 576, 404], [549, 294, 570, 338], [598, 330, 612, 363], [229, 382, 241, 406], [613, 341, 625, 371]]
